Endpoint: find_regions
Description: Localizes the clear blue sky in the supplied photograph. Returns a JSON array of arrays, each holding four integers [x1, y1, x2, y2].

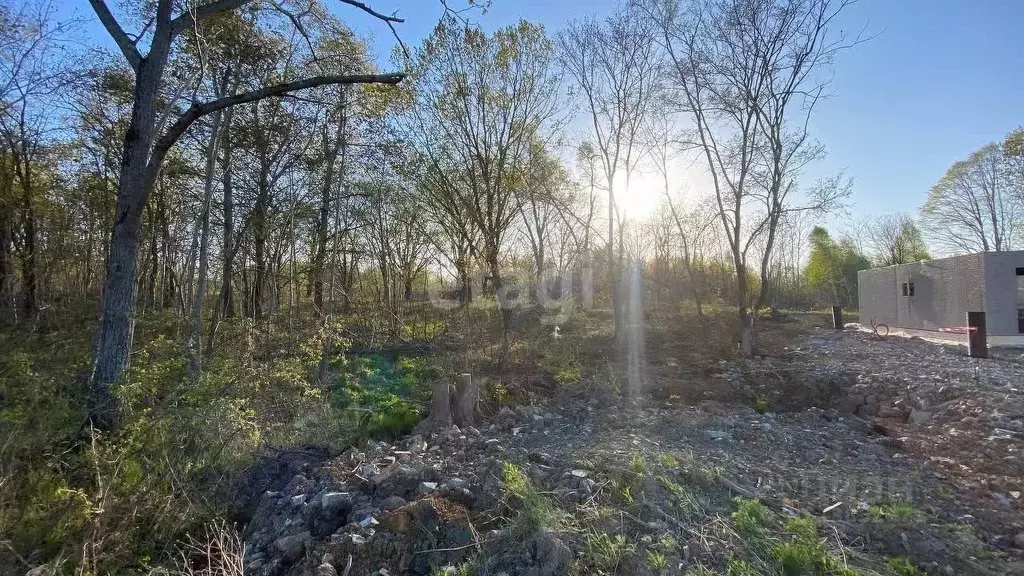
[[67, 0, 1024, 222], [351, 0, 1024, 222]]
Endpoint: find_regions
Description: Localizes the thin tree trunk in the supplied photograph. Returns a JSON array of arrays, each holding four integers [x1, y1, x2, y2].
[[186, 105, 224, 381]]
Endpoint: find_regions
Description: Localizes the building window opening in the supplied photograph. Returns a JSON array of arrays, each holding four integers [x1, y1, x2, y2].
[[908, 282, 915, 297], [902, 282, 908, 296]]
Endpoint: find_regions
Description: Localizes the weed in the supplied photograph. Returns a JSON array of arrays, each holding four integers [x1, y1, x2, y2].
[[501, 462, 560, 536], [620, 485, 635, 505], [657, 452, 679, 468], [785, 516, 821, 541], [583, 531, 635, 571], [646, 549, 669, 570], [867, 500, 920, 524], [684, 566, 717, 576], [886, 556, 925, 576], [659, 475, 703, 516], [731, 497, 773, 537], [754, 395, 772, 414], [726, 557, 759, 576], [630, 453, 648, 475], [773, 540, 822, 575]]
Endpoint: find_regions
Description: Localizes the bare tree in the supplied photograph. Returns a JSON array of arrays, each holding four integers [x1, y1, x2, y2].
[[557, 5, 658, 342], [920, 142, 1020, 254], [867, 213, 929, 266], [405, 17, 563, 354], [0, 0, 78, 318], [642, 0, 857, 355]]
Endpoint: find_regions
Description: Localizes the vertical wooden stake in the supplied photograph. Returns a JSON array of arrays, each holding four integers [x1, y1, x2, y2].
[[831, 306, 843, 330], [967, 311, 987, 358], [430, 379, 452, 428], [453, 373, 478, 427]]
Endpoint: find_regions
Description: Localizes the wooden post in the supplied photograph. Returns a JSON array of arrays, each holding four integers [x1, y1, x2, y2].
[[967, 311, 987, 359], [831, 306, 843, 330], [429, 379, 452, 428], [453, 373, 478, 427]]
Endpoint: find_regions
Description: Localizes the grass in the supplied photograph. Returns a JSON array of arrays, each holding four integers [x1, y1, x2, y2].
[[731, 497, 774, 537], [582, 531, 635, 571], [867, 500, 921, 524], [886, 556, 926, 576], [501, 462, 561, 536]]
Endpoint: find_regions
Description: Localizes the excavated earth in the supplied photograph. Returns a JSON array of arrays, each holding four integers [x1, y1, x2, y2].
[[238, 328, 1024, 576]]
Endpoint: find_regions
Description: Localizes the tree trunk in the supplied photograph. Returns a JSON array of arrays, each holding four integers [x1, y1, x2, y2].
[[220, 117, 235, 318], [186, 107, 224, 381], [18, 161, 37, 317], [89, 27, 173, 429], [453, 373, 478, 427]]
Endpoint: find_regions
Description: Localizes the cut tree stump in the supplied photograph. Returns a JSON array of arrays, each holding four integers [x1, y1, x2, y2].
[[453, 373, 479, 427], [426, 379, 452, 429]]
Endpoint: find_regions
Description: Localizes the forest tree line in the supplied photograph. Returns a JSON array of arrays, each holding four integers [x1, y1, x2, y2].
[[2, 0, 1023, 423]]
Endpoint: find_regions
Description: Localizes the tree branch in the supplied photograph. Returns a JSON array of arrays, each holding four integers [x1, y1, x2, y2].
[[170, 0, 255, 35], [155, 72, 404, 152], [87, 0, 142, 71], [337, 0, 404, 23]]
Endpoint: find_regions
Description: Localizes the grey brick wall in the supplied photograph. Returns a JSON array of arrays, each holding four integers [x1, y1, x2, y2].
[[982, 251, 1024, 335], [857, 252, 1024, 336]]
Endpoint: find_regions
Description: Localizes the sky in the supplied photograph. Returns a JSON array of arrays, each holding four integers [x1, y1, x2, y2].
[[344, 0, 1024, 224], [65, 0, 1024, 226]]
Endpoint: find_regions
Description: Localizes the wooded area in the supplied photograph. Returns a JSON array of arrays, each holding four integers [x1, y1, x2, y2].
[[2, 0, 1024, 573]]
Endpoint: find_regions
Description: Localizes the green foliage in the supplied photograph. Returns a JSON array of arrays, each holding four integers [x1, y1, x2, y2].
[[726, 558, 759, 576], [583, 531, 635, 571], [331, 354, 436, 439], [885, 557, 925, 576], [646, 549, 669, 570], [501, 462, 560, 536], [538, 343, 582, 386], [804, 226, 870, 308], [867, 500, 920, 524], [754, 395, 772, 414], [731, 497, 773, 538]]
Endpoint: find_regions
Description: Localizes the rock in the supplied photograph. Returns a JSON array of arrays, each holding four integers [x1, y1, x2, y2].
[[405, 434, 426, 453], [1014, 533, 1024, 549], [348, 533, 368, 546], [358, 515, 379, 528], [374, 462, 429, 497], [321, 492, 352, 517], [440, 485, 476, 508], [381, 495, 407, 511], [317, 563, 339, 576], [907, 409, 933, 425], [706, 429, 732, 441], [291, 494, 307, 506], [24, 564, 56, 576], [274, 531, 311, 563], [570, 469, 589, 478], [362, 463, 381, 478], [528, 451, 553, 465], [418, 481, 439, 494], [445, 478, 468, 490]]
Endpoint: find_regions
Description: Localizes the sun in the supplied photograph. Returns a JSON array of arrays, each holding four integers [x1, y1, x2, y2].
[[617, 172, 664, 219]]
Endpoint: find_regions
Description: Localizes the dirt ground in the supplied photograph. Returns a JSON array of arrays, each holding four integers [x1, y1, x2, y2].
[[240, 313, 1024, 575]]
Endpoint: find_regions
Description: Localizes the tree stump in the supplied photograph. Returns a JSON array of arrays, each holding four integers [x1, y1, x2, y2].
[[453, 373, 479, 427], [426, 379, 452, 429]]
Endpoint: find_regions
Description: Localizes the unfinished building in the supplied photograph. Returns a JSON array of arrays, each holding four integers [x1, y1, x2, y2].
[[857, 251, 1024, 345]]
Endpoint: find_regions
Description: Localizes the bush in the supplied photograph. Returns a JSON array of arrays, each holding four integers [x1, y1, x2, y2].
[[331, 354, 436, 439]]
